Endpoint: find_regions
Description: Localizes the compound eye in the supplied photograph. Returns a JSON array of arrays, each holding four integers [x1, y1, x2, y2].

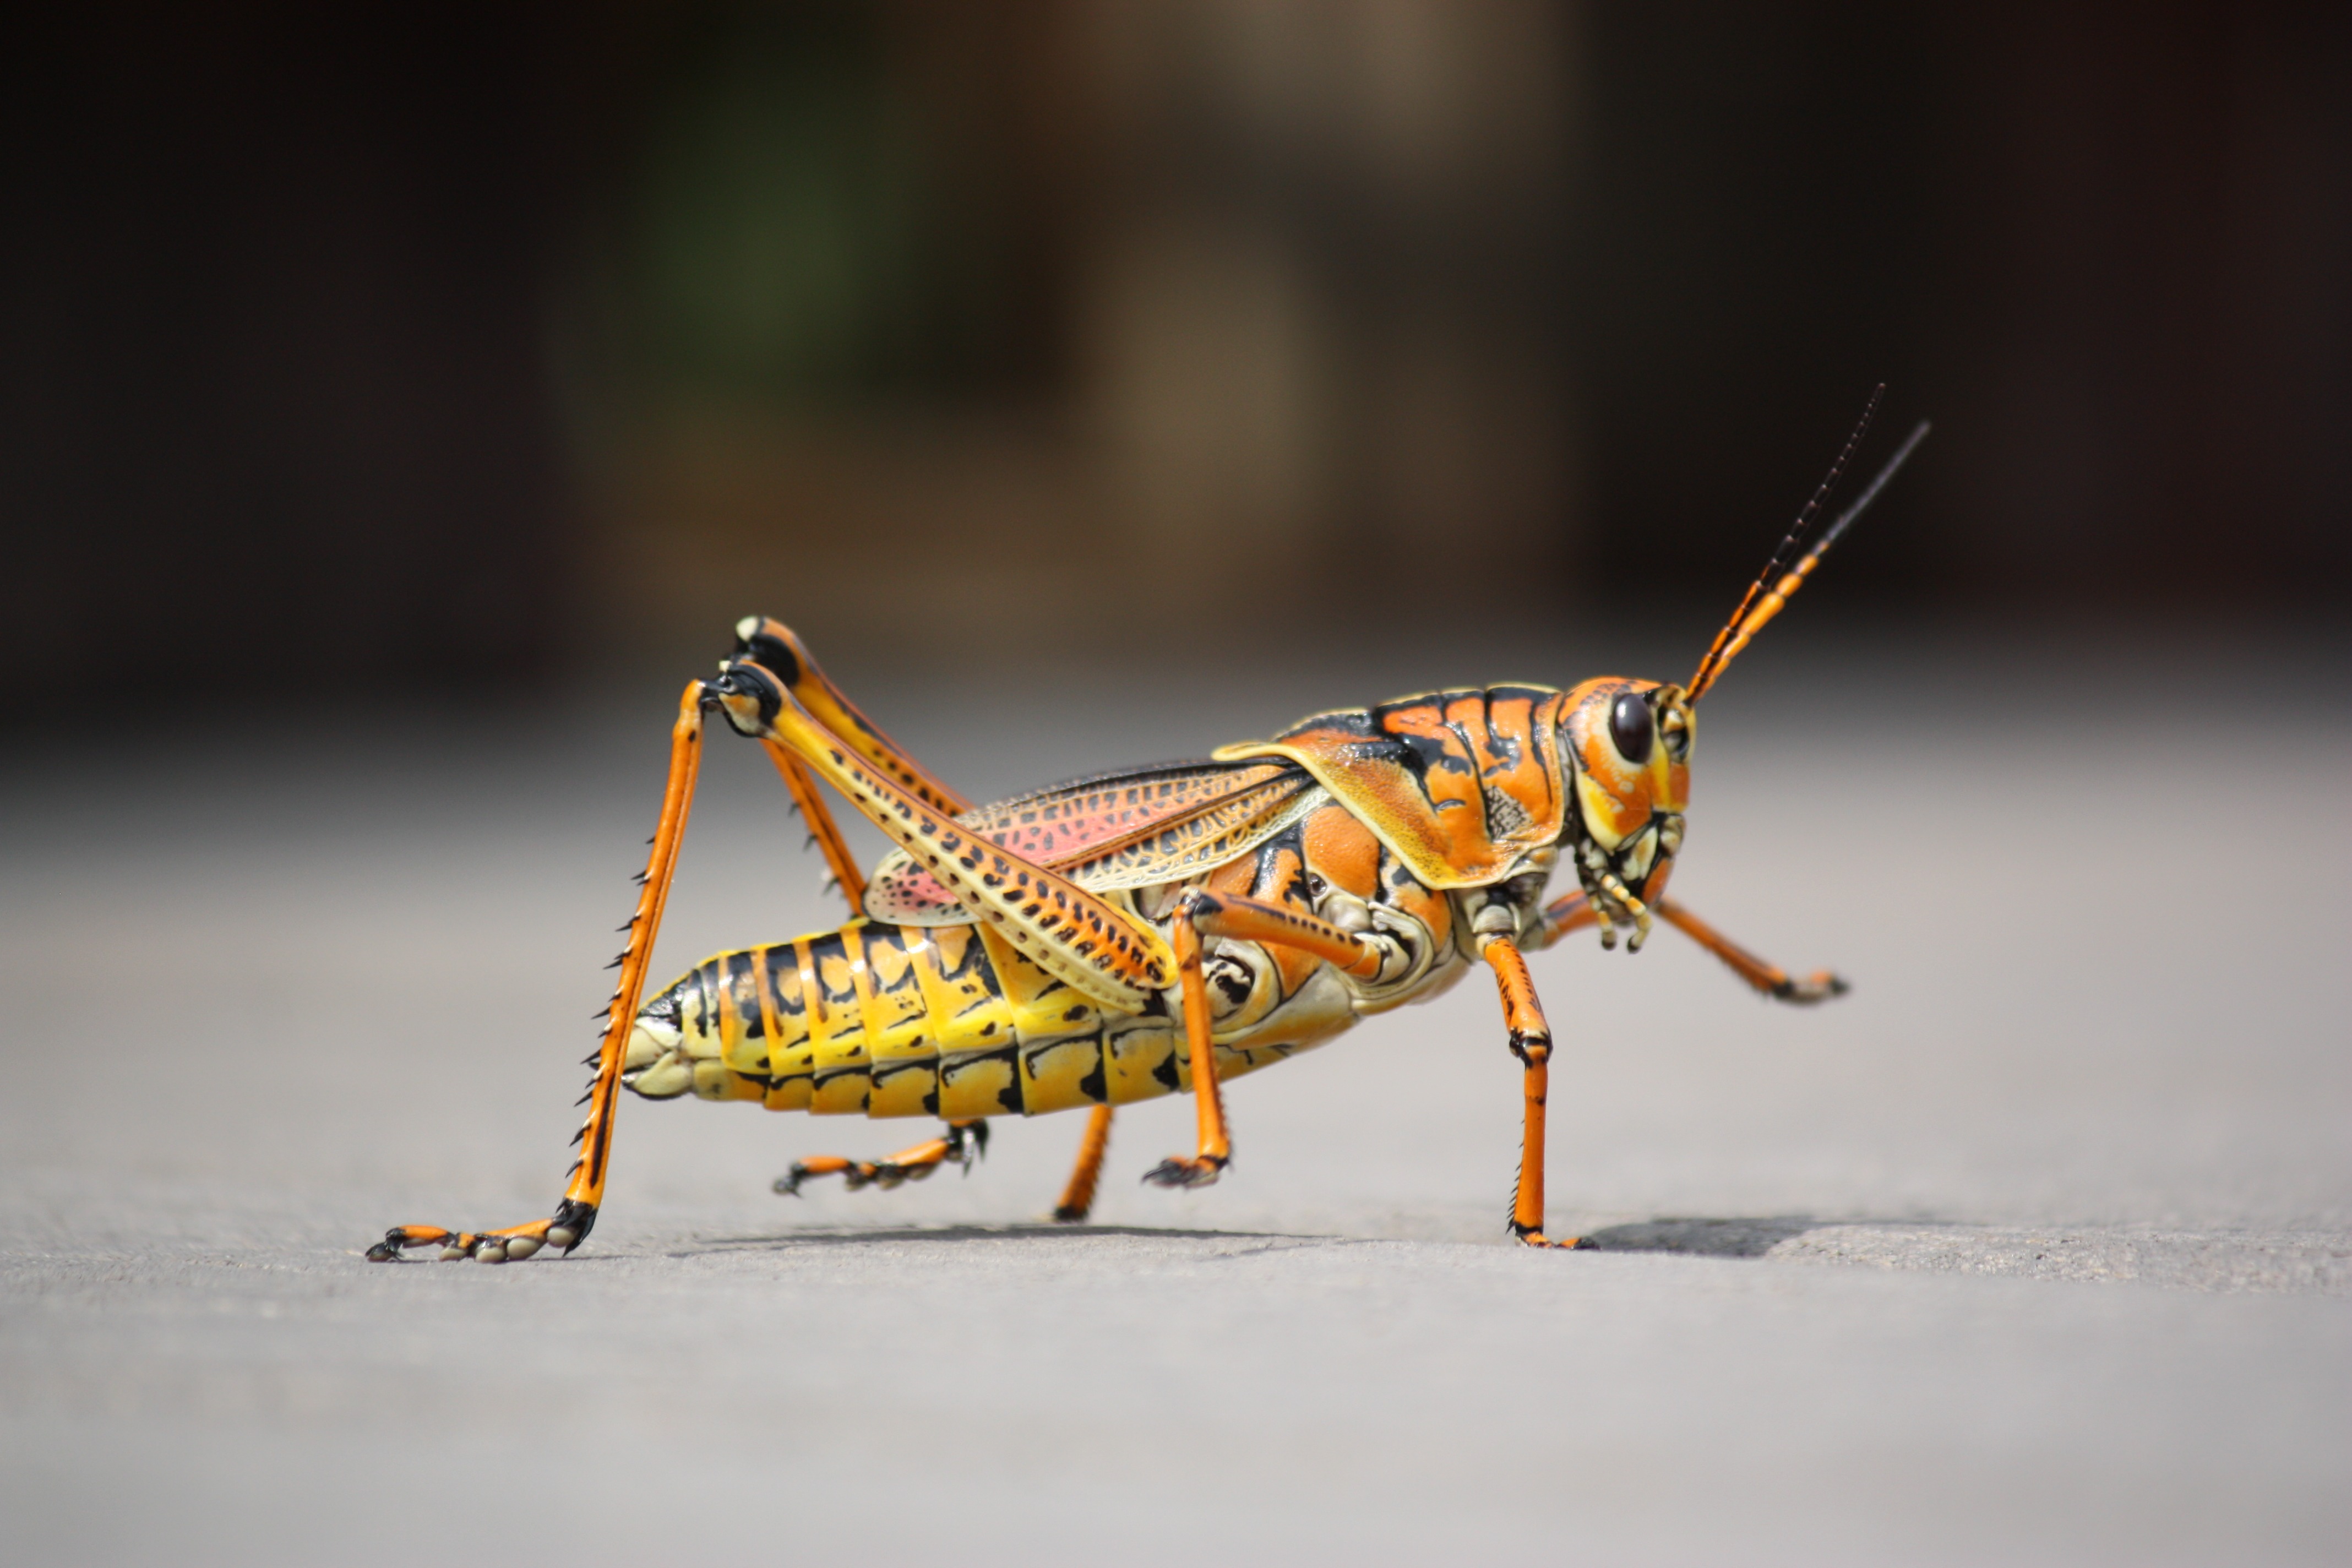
[[1609, 692, 1654, 766]]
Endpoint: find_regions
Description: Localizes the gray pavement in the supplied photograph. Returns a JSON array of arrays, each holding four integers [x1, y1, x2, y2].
[[3, 631, 2347, 1565]]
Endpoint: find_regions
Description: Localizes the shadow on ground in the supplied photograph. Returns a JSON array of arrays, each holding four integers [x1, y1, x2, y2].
[[677, 1223, 1337, 1255], [1572, 1217, 1821, 1257], [667, 1218, 1838, 1260]]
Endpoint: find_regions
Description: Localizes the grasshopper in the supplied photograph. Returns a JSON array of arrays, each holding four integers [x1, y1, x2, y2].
[[369, 392, 1926, 1261]]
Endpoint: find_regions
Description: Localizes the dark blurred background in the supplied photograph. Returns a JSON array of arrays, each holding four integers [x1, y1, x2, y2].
[[3, 2, 2346, 717]]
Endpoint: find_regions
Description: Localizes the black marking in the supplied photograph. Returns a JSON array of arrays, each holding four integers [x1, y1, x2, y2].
[[549, 1198, 598, 1253], [1609, 691, 1654, 766], [726, 950, 764, 1037], [737, 626, 804, 687]]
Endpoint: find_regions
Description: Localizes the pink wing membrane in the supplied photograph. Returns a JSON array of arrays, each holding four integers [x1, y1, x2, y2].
[[863, 760, 1308, 923]]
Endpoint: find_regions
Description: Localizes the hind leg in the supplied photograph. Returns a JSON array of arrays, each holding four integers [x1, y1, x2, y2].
[[368, 682, 707, 1262], [1052, 1104, 1115, 1222]]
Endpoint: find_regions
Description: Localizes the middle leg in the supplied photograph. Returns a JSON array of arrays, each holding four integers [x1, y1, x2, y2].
[[1140, 889, 1385, 1190], [1480, 932, 1585, 1249], [777, 1119, 989, 1197]]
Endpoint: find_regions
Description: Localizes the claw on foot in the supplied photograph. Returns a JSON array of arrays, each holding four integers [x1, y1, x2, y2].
[[1140, 1155, 1227, 1190], [1511, 1226, 1593, 1250]]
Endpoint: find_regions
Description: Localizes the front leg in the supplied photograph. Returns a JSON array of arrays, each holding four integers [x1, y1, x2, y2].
[[1538, 891, 1848, 1004], [1657, 898, 1847, 1003]]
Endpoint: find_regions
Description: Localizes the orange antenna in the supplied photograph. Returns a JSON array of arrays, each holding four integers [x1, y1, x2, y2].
[[1698, 417, 1931, 687], [1687, 386, 1897, 702]]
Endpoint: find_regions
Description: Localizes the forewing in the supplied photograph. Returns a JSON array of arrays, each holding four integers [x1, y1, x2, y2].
[[863, 760, 1317, 925]]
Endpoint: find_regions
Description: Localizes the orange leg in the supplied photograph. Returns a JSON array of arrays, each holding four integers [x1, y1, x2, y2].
[[1538, 890, 1848, 1005], [1053, 1104, 1115, 1222], [1139, 910, 1232, 1189], [734, 617, 971, 816], [1656, 898, 1847, 1003], [1480, 933, 1586, 1249], [369, 680, 709, 1262], [775, 1120, 988, 1197], [744, 616, 987, 916], [1141, 889, 1386, 1190], [714, 661, 1177, 1010], [760, 741, 866, 916], [1538, 889, 1601, 946]]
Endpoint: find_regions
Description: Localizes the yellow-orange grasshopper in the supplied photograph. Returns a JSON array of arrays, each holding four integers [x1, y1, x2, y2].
[[369, 392, 1927, 1261]]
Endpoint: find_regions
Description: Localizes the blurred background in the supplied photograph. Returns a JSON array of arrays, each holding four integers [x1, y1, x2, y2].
[[3, 1, 2346, 714]]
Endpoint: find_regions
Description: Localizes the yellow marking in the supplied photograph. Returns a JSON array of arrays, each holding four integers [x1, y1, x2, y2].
[[938, 1050, 1018, 1120], [858, 925, 939, 1119], [794, 938, 824, 1028], [752, 951, 782, 1075], [1019, 1035, 1107, 1115], [1574, 769, 1631, 851], [763, 943, 815, 1112], [1103, 1019, 1182, 1104], [807, 933, 871, 1115], [717, 954, 768, 1080]]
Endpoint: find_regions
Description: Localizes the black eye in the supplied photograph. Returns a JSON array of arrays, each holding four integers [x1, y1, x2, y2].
[[1609, 692, 1654, 765]]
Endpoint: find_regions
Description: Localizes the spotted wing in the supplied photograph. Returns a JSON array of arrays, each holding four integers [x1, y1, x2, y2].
[[864, 759, 1322, 925], [1210, 685, 1571, 888]]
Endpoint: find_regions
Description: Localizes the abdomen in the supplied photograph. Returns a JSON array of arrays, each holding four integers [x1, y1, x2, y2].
[[623, 917, 1356, 1119]]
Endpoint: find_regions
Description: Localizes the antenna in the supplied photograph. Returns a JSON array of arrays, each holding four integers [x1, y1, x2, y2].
[[1697, 417, 1932, 681], [1687, 386, 1886, 702]]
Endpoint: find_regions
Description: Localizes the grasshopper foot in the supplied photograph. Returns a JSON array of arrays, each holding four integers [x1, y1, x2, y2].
[[1771, 971, 1849, 1005], [1510, 1224, 1592, 1250], [364, 1200, 596, 1262], [1141, 1155, 1227, 1190]]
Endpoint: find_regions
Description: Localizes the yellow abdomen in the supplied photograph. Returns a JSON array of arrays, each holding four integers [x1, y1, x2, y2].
[[624, 914, 1360, 1119], [624, 919, 1175, 1118]]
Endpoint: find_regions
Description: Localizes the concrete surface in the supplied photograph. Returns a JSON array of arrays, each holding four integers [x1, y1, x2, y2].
[[2, 630, 2347, 1565]]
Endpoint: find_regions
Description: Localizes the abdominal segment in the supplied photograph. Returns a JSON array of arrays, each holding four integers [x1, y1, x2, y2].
[[623, 917, 1353, 1120]]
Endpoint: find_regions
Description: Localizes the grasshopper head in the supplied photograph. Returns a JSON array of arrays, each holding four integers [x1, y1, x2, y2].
[[1556, 391, 1926, 950], [1560, 678, 1691, 943]]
